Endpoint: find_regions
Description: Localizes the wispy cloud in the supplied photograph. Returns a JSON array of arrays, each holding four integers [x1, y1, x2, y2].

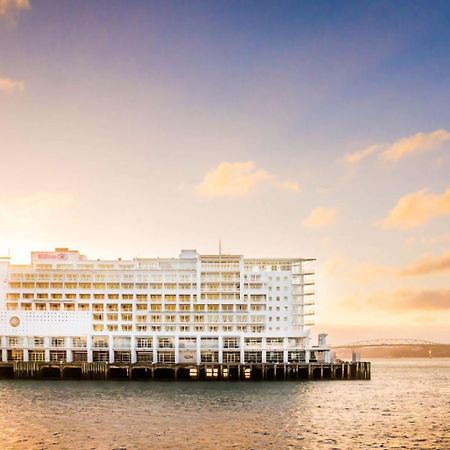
[[344, 144, 380, 165], [0, 192, 74, 229], [0, 76, 24, 94], [196, 161, 300, 198], [303, 207, 338, 227], [399, 251, 450, 276], [368, 289, 450, 312], [344, 129, 450, 166], [379, 188, 450, 229], [381, 129, 450, 162], [0, 0, 30, 17]]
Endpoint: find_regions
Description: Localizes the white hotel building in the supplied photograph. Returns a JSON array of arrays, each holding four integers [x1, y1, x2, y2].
[[0, 248, 329, 365]]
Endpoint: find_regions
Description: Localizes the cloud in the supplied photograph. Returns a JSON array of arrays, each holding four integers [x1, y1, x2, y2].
[[303, 207, 338, 227], [195, 161, 300, 198], [0, 192, 74, 230], [344, 144, 380, 165], [0, 76, 24, 94], [381, 129, 450, 162], [368, 289, 450, 312], [344, 129, 450, 166], [379, 188, 450, 229], [399, 251, 450, 276], [0, 0, 30, 16]]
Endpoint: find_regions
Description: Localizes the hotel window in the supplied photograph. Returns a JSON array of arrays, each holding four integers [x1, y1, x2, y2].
[[50, 350, 66, 362], [107, 304, 118, 311], [158, 337, 174, 348], [79, 304, 89, 311], [136, 325, 148, 332], [107, 313, 118, 321], [151, 304, 161, 311], [50, 304, 60, 311], [266, 351, 284, 363], [137, 337, 152, 348], [150, 315, 161, 322], [93, 324, 104, 331], [121, 314, 132, 321], [122, 324, 133, 331], [122, 294, 133, 300], [107, 324, 118, 332], [136, 315, 147, 323], [180, 326, 190, 332], [244, 351, 262, 363], [33, 337, 44, 347], [8, 350, 24, 361], [223, 351, 240, 363], [108, 294, 119, 300], [158, 351, 175, 363], [136, 304, 146, 311], [223, 338, 239, 349], [94, 294, 105, 300], [72, 337, 87, 348], [51, 337, 65, 348], [29, 351, 45, 362], [151, 326, 161, 332]]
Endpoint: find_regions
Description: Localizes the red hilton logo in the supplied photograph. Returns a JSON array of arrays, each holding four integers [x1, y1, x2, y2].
[[37, 253, 68, 260]]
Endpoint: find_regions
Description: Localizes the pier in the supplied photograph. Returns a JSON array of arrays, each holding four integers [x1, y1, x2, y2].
[[0, 361, 370, 381]]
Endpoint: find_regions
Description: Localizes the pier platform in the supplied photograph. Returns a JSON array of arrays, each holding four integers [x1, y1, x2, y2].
[[0, 361, 370, 381]]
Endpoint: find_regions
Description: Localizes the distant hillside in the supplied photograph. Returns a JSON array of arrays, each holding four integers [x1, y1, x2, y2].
[[333, 345, 450, 359]]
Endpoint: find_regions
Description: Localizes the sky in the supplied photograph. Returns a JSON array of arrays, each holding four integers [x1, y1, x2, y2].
[[0, 0, 449, 344]]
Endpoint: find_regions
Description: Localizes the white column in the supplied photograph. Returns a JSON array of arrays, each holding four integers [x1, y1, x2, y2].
[[44, 336, 50, 362], [130, 334, 136, 363], [108, 335, 114, 363], [283, 337, 289, 363], [23, 349, 29, 362], [87, 335, 93, 363], [196, 336, 201, 364], [218, 335, 223, 364], [174, 335, 179, 363], [240, 335, 245, 363], [152, 335, 158, 363]]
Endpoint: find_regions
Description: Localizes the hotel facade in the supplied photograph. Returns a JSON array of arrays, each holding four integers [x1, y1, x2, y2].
[[0, 248, 330, 366]]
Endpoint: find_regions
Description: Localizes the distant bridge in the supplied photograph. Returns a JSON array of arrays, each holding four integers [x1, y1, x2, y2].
[[331, 339, 447, 348]]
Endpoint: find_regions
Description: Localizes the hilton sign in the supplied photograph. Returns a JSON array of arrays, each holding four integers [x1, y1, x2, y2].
[[35, 253, 69, 261]]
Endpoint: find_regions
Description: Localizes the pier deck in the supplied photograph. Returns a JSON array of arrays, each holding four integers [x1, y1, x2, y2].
[[0, 361, 370, 381]]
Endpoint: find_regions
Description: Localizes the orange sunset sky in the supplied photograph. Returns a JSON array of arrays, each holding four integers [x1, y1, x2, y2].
[[1, 1, 449, 343]]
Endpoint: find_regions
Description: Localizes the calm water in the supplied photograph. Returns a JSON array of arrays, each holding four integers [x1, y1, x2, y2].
[[0, 359, 449, 450]]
